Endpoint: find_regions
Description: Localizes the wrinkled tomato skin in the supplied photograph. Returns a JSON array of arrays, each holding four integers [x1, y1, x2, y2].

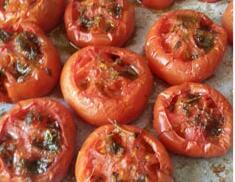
[[0, 22, 61, 102], [0, 0, 65, 32], [153, 82, 232, 158], [141, 0, 174, 10], [145, 10, 227, 85], [222, 2, 233, 44], [64, 0, 135, 47], [75, 124, 173, 182], [60, 46, 153, 126], [0, 98, 76, 182]]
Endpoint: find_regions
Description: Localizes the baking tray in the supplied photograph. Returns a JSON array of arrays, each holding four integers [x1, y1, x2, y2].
[[0, 0, 233, 181]]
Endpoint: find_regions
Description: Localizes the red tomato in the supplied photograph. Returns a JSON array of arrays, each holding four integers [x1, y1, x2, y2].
[[64, 0, 135, 47], [153, 82, 232, 157], [0, 98, 76, 182], [141, 0, 174, 10], [222, 2, 233, 44], [60, 46, 153, 126], [145, 10, 227, 85], [0, 22, 61, 102], [75, 124, 173, 181], [0, 0, 65, 32]]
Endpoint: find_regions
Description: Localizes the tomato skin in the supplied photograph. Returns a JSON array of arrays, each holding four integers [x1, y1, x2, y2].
[[222, 2, 233, 44], [64, 0, 135, 47], [75, 124, 173, 182], [145, 10, 227, 85], [60, 46, 153, 126], [141, 0, 174, 10], [153, 82, 232, 158], [0, 98, 76, 182], [0, 0, 65, 32], [0, 22, 61, 102]]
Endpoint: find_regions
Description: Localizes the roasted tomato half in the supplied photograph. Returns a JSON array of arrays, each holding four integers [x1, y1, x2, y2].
[[64, 0, 135, 47], [0, 22, 61, 102], [60, 46, 153, 126], [140, 0, 174, 10], [145, 10, 227, 85], [0, 0, 64, 32], [153, 82, 232, 157], [0, 98, 76, 182], [222, 2, 233, 44], [75, 124, 173, 181]]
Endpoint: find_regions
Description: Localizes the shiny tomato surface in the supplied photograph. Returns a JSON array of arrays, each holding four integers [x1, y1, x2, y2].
[[222, 2, 233, 44], [153, 83, 232, 157], [64, 0, 135, 47], [145, 10, 227, 85], [75, 124, 173, 181], [0, 0, 65, 32], [60, 46, 153, 126], [0, 22, 61, 102], [141, 0, 174, 10], [0, 98, 76, 182]]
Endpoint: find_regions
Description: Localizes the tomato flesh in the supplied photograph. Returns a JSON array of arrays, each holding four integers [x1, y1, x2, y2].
[[76, 125, 173, 181], [167, 92, 224, 142], [0, 104, 62, 177], [160, 14, 214, 61], [74, 52, 138, 98]]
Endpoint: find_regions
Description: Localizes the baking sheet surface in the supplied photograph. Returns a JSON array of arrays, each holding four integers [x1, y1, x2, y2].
[[0, 0, 233, 181]]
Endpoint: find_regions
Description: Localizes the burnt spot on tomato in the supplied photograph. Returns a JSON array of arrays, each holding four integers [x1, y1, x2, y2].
[[80, 15, 94, 29], [110, 56, 139, 80], [15, 31, 41, 60], [2, 0, 9, 10], [112, 3, 122, 19], [194, 29, 214, 51], [111, 172, 121, 182], [0, 140, 15, 168], [205, 117, 224, 137], [0, 28, 12, 42], [106, 135, 124, 155], [118, 65, 138, 80], [25, 158, 52, 174]]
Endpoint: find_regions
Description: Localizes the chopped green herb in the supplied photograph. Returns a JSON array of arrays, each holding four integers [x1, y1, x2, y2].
[[106, 137, 124, 155], [105, 21, 115, 32], [16, 32, 41, 60], [26, 158, 52, 174], [0, 28, 12, 42], [113, 4, 122, 19], [119, 65, 138, 80], [80, 16, 94, 29], [2, 0, 9, 10], [43, 129, 60, 152], [194, 29, 214, 51]]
